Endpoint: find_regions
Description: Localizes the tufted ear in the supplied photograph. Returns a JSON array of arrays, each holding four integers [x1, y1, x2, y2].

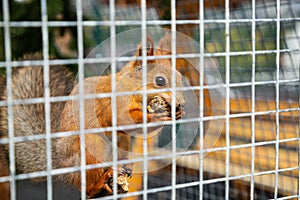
[[119, 36, 155, 73], [134, 36, 155, 67], [155, 32, 172, 56]]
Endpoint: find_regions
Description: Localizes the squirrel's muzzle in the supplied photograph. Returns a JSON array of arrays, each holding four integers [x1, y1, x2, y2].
[[147, 94, 185, 120]]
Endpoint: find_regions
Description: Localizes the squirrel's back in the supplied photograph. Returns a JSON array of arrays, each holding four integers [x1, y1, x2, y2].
[[0, 53, 74, 174]]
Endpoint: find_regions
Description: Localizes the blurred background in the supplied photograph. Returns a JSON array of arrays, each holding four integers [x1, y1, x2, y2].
[[0, 0, 299, 199]]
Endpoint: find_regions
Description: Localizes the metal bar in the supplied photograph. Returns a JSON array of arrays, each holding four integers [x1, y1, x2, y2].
[[171, 0, 177, 199], [1, 133, 300, 184], [225, 0, 231, 198], [1, 17, 300, 28], [109, 0, 118, 199], [274, 0, 281, 198], [0, 104, 298, 146], [76, 0, 86, 198], [2, 0, 16, 199], [40, 0, 52, 198], [277, 195, 300, 200], [140, 0, 148, 199], [1, 137, 300, 181], [250, 0, 256, 199], [199, 0, 205, 199], [1, 77, 299, 107], [1, 77, 300, 107], [58, 164, 300, 200], [0, 131, 299, 167], [1, 48, 300, 68]]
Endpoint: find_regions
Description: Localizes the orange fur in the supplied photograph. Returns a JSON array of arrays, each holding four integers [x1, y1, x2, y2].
[[57, 35, 186, 197]]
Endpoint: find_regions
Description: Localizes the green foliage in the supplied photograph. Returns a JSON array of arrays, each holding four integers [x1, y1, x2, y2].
[[194, 22, 280, 83], [0, 0, 75, 61]]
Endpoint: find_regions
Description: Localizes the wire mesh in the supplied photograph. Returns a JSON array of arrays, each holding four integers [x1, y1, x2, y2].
[[0, 0, 299, 200]]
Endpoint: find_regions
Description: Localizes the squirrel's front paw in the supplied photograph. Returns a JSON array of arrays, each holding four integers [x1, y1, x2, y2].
[[89, 164, 132, 198], [108, 164, 132, 193], [147, 112, 172, 122]]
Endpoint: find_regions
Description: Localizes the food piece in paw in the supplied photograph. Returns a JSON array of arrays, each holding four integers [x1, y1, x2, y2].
[[108, 174, 129, 193], [117, 175, 129, 193], [147, 96, 170, 114]]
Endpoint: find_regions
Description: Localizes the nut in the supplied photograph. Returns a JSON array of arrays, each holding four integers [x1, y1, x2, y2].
[[147, 96, 170, 114], [108, 174, 129, 193], [117, 175, 129, 192]]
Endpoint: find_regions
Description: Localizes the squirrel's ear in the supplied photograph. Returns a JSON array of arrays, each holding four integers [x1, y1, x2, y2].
[[134, 36, 154, 67], [155, 32, 172, 56]]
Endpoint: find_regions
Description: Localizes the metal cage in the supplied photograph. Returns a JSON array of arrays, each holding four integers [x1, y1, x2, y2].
[[0, 0, 300, 199]]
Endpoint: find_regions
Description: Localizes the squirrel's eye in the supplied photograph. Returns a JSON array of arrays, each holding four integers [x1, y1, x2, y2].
[[155, 76, 166, 86]]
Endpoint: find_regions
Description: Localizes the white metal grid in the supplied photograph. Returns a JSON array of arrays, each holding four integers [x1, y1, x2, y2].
[[0, 0, 299, 200]]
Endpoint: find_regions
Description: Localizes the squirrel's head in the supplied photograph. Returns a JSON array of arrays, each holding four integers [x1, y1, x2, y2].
[[118, 34, 186, 121]]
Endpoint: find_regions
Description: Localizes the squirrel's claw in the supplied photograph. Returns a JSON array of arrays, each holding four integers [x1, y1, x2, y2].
[[120, 164, 133, 178], [87, 164, 132, 198], [108, 165, 131, 193], [176, 107, 185, 120]]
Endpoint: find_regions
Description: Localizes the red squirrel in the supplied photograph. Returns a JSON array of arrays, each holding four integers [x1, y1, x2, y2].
[[0, 34, 186, 198]]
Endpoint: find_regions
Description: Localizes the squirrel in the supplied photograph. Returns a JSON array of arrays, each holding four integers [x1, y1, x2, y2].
[[0, 53, 75, 200], [0, 34, 186, 199]]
